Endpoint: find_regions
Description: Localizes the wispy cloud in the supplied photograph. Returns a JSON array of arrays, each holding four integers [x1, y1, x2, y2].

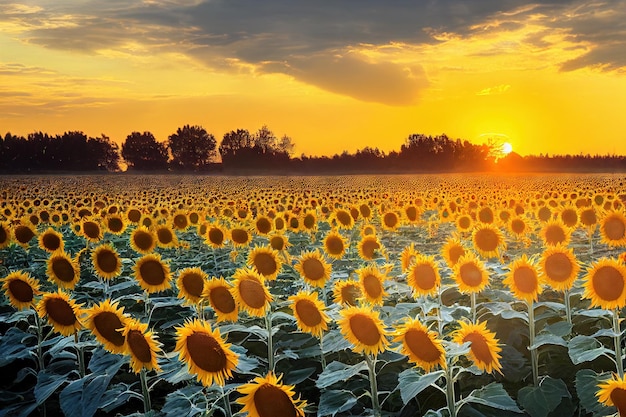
[[476, 84, 511, 96]]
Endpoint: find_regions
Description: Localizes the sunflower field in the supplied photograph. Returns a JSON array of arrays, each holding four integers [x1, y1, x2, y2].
[[2, 173, 626, 417]]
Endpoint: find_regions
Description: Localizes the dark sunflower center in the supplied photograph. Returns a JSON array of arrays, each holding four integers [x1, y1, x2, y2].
[[93, 311, 125, 347], [9, 279, 34, 303], [173, 214, 188, 229], [52, 257, 75, 282], [383, 213, 398, 228], [459, 263, 483, 287], [231, 229, 249, 244], [361, 239, 380, 259], [210, 286, 237, 314], [511, 219, 526, 234], [405, 329, 441, 363], [336, 211, 352, 226], [544, 225, 566, 245], [208, 228, 224, 245], [475, 229, 498, 252], [605, 216, 626, 241], [14, 225, 35, 244], [363, 274, 382, 298], [412, 264, 437, 291], [157, 228, 174, 244], [97, 250, 119, 274], [187, 332, 227, 372], [133, 231, 154, 251], [139, 260, 166, 285], [513, 266, 538, 294], [83, 222, 100, 239], [325, 236, 344, 255], [127, 329, 152, 363], [254, 384, 297, 417], [463, 332, 494, 365], [592, 266, 624, 302], [108, 217, 124, 233], [580, 209, 597, 226], [561, 210, 578, 227], [349, 314, 380, 346], [270, 236, 286, 251], [303, 214, 315, 229], [42, 233, 61, 251], [545, 252, 573, 282], [610, 387, 626, 416], [239, 279, 266, 309], [253, 253, 278, 276], [458, 216, 471, 229], [256, 218, 272, 234], [295, 299, 322, 327], [405, 206, 418, 221], [46, 297, 76, 326], [448, 246, 465, 265], [127, 209, 142, 223], [182, 272, 204, 297], [302, 258, 325, 281]]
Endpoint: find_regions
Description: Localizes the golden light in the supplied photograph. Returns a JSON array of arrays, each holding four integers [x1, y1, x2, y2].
[[502, 142, 513, 154]]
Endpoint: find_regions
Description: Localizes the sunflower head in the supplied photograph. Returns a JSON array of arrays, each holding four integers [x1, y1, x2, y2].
[[13, 223, 36, 248], [381, 210, 400, 231], [254, 215, 273, 235], [81, 219, 103, 243], [105, 214, 126, 235], [38, 227, 64, 253], [205, 223, 228, 248], [600, 211, 626, 247], [338, 305, 389, 355], [294, 250, 332, 288], [130, 226, 157, 254], [356, 264, 388, 305], [92, 243, 123, 280], [323, 230, 346, 260], [2, 270, 40, 310], [332, 208, 354, 230], [358, 235, 383, 261], [333, 279, 362, 306], [84, 299, 128, 354], [452, 321, 502, 374], [248, 246, 282, 281], [597, 374, 626, 415], [230, 225, 253, 247], [268, 232, 290, 252], [237, 372, 306, 417], [472, 224, 505, 259], [37, 290, 83, 336], [392, 318, 446, 372], [441, 236, 466, 268], [176, 267, 208, 304], [539, 244, 580, 291], [203, 277, 239, 322], [583, 258, 626, 310], [503, 255, 542, 303], [540, 220, 571, 247], [174, 319, 238, 386], [155, 224, 178, 248], [406, 255, 441, 298], [288, 291, 329, 338], [133, 253, 172, 293], [231, 268, 272, 317], [453, 252, 490, 294], [47, 251, 80, 289], [122, 319, 161, 373], [0, 222, 11, 249], [400, 243, 419, 273]]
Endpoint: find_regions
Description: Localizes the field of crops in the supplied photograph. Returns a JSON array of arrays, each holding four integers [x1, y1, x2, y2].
[[2, 173, 626, 417]]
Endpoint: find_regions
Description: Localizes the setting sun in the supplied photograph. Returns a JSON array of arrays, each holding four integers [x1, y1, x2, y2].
[[502, 142, 513, 155]]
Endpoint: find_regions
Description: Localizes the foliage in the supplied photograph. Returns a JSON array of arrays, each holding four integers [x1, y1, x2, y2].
[[121, 131, 169, 171], [167, 125, 217, 171]]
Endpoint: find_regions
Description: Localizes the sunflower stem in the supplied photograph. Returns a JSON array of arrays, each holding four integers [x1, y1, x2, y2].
[[34, 309, 45, 372], [74, 332, 85, 378], [140, 367, 152, 414], [527, 300, 538, 387], [265, 308, 274, 372], [220, 385, 232, 417], [364, 353, 381, 417], [564, 289, 572, 326], [613, 308, 624, 378], [445, 363, 457, 417], [470, 292, 477, 324], [319, 332, 327, 369]]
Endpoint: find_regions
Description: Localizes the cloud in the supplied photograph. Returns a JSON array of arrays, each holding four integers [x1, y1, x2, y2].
[[476, 84, 511, 95]]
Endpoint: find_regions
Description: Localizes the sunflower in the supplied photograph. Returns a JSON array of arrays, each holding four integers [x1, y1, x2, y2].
[[360, 223, 377, 238], [332, 208, 354, 230], [455, 213, 474, 233], [83, 299, 129, 354], [356, 264, 387, 305], [248, 246, 282, 281], [600, 211, 626, 247], [268, 232, 290, 252], [36, 290, 83, 336], [579, 207, 598, 229], [274, 216, 286, 232], [441, 236, 466, 268], [508, 216, 530, 239], [323, 230, 346, 260], [174, 319, 238, 386], [453, 253, 490, 294], [540, 220, 571, 247], [503, 255, 542, 303], [294, 250, 332, 288], [338, 305, 389, 355], [400, 243, 419, 272], [0, 222, 11, 248], [230, 225, 253, 247], [176, 267, 208, 304], [472, 224, 505, 259], [406, 255, 441, 298], [597, 374, 626, 415], [205, 223, 228, 248], [2, 270, 40, 310], [81, 219, 103, 243], [301, 211, 318, 234], [125, 207, 143, 224], [104, 214, 126, 235], [392, 318, 446, 372], [155, 224, 178, 248], [288, 291, 329, 338], [121, 319, 161, 373], [558, 206, 579, 229], [38, 227, 64, 253], [333, 279, 362, 306], [203, 277, 239, 322], [47, 251, 80, 289], [381, 210, 401, 231], [171, 211, 190, 231], [403, 204, 421, 225], [231, 268, 272, 317], [129, 226, 157, 254], [477, 206, 495, 224], [134, 254, 172, 293], [539, 244, 580, 291], [358, 235, 383, 261], [13, 223, 36, 248], [254, 215, 273, 236], [237, 372, 306, 417], [582, 258, 626, 310], [359, 203, 372, 220], [452, 321, 503, 374], [91, 243, 122, 280]]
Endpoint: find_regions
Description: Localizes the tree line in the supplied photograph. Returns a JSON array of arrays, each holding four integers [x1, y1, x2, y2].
[[1, 125, 625, 173]]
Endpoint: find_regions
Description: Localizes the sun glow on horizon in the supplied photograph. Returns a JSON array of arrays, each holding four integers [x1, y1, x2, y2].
[[502, 142, 513, 154]]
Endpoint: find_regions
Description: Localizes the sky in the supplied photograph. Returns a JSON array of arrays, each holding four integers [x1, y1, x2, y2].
[[1, 1, 625, 157]]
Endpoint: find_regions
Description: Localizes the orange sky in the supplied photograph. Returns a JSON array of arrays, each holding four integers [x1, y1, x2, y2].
[[1, 2, 625, 157]]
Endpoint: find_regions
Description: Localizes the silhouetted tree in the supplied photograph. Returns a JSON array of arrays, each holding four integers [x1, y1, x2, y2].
[[219, 129, 254, 164], [219, 126, 292, 169], [122, 131, 168, 171], [167, 125, 217, 171], [89, 135, 121, 171]]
